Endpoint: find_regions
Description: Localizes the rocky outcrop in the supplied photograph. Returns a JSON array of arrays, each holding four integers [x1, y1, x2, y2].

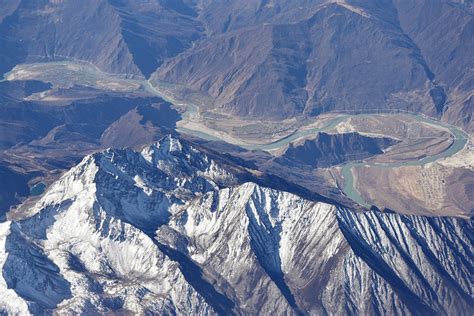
[[276, 132, 398, 168], [0, 135, 471, 315]]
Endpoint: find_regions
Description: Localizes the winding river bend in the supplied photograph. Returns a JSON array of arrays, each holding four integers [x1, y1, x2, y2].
[[339, 115, 468, 207], [4, 61, 470, 207], [177, 109, 468, 208]]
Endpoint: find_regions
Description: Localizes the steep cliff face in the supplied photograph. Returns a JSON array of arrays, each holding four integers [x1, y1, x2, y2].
[[0, 135, 471, 315]]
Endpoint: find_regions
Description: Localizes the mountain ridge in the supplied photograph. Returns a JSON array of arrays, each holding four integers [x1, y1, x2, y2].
[[0, 2, 472, 314], [0, 135, 471, 315]]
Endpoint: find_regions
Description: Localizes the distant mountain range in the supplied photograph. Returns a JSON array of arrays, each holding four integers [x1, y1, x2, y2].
[[0, 2, 472, 314], [0, 0, 202, 77], [1, 1, 472, 131], [155, 0, 472, 132]]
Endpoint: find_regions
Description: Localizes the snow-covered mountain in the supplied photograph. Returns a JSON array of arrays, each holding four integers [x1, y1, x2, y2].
[[0, 135, 472, 315]]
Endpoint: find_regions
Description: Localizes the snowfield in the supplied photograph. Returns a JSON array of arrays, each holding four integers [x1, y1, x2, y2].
[[0, 135, 472, 315]]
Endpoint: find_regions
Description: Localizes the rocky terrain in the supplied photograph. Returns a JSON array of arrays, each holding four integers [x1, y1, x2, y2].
[[154, 0, 473, 132], [1, 1, 471, 130], [0, 79, 181, 215], [0, 135, 472, 315], [0, 0, 202, 77], [276, 132, 398, 168], [0, 2, 472, 314]]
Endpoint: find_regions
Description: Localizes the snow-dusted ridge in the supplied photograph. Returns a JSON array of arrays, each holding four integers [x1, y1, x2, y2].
[[0, 135, 472, 315]]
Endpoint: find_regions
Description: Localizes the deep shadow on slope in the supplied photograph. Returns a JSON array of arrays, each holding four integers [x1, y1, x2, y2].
[[2, 223, 72, 314], [156, 242, 235, 315]]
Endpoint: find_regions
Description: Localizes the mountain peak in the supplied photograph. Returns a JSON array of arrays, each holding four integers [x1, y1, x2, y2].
[[154, 134, 185, 153], [28, 135, 239, 229], [2, 137, 473, 315], [142, 134, 195, 160], [140, 134, 215, 176]]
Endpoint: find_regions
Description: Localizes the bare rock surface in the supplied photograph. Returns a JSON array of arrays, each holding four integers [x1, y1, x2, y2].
[[0, 135, 471, 315]]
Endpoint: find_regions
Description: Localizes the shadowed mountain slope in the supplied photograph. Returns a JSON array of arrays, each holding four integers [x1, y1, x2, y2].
[[0, 135, 471, 315]]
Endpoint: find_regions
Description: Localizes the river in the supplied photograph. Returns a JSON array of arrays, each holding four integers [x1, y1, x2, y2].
[[3, 61, 469, 207], [339, 115, 468, 207]]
